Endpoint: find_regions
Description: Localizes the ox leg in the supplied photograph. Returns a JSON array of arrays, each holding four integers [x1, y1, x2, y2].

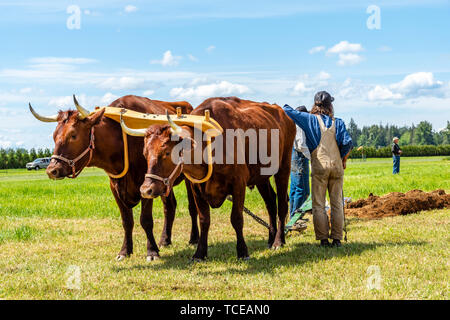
[[159, 190, 176, 247], [110, 183, 134, 260], [185, 180, 199, 245], [230, 182, 249, 259], [273, 168, 290, 248], [191, 186, 210, 261], [140, 198, 160, 261], [256, 180, 278, 248]]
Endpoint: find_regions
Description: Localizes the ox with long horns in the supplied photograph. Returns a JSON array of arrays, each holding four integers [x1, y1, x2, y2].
[[29, 95, 199, 261], [121, 97, 296, 260]]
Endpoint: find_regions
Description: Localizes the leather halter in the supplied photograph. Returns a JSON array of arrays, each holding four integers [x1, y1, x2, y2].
[[145, 157, 184, 197], [51, 127, 95, 179]]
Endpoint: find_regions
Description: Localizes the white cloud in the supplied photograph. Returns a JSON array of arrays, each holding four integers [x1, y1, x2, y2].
[[100, 93, 119, 105], [47, 93, 118, 109], [309, 46, 325, 54], [28, 57, 97, 65], [48, 96, 73, 108], [151, 50, 182, 67], [188, 54, 198, 62], [317, 71, 331, 80], [337, 53, 363, 66], [390, 72, 443, 97], [143, 90, 155, 96], [378, 45, 392, 52], [291, 72, 331, 96], [367, 72, 445, 102], [19, 87, 32, 94], [98, 76, 147, 90], [124, 5, 138, 13], [368, 85, 402, 101], [206, 45, 216, 53], [327, 41, 363, 54], [293, 82, 312, 94], [0, 138, 11, 148], [170, 81, 250, 100]]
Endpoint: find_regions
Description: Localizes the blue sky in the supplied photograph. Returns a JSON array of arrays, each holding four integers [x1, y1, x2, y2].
[[0, 0, 449, 148]]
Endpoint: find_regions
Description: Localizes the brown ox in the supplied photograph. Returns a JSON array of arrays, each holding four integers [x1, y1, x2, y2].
[[121, 97, 296, 260], [29, 95, 199, 261]]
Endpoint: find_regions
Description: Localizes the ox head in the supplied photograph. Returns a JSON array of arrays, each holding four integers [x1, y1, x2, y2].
[[121, 111, 193, 198], [29, 95, 105, 179]]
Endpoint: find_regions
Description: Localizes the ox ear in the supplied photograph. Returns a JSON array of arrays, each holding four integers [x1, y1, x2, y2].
[[87, 108, 105, 127]]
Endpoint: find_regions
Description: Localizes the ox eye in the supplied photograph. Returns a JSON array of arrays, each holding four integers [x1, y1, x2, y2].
[[71, 134, 77, 140], [165, 151, 170, 157]]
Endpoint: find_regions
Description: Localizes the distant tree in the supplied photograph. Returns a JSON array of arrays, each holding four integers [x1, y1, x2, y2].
[[29, 148, 37, 161], [399, 131, 410, 146], [414, 121, 434, 145], [410, 124, 415, 145], [347, 118, 360, 145], [44, 148, 52, 157], [37, 148, 45, 159], [441, 121, 450, 145], [0, 149, 7, 169]]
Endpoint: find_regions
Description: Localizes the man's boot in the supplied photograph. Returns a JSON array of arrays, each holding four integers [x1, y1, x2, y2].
[[320, 239, 330, 247]]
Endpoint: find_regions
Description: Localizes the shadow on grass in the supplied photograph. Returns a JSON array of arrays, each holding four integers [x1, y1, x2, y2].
[[112, 237, 427, 275]]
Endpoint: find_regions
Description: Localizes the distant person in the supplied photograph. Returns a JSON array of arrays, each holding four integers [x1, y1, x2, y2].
[[283, 91, 353, 247], [392, 137, 402, 174], [288, 105, 311, 218]]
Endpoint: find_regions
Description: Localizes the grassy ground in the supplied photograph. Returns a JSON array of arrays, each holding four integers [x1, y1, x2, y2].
[[0, 156, 449, 299]]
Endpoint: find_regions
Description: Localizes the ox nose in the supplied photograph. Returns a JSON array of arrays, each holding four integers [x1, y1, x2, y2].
[[46, 164, 63, 180], [46, 167, 58, 179], [140, 185, 155, 199]]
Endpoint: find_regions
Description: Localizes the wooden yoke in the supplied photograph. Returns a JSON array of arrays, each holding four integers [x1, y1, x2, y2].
[[95, 106, 223, 138], [93, 106, 224, 184]]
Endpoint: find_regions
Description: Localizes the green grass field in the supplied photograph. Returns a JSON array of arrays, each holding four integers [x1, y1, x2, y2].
[[0, 156, 449, 299]]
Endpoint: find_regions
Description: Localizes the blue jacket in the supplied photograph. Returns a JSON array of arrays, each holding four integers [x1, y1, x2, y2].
[[283, 105, 353, 159]]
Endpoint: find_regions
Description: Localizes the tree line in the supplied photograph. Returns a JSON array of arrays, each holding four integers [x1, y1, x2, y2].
[[0, 148, 52, 169], [347, 119, 450, 147]]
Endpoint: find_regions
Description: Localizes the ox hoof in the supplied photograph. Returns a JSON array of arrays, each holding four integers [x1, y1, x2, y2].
[[146, 255, 160, 262], [191, 257, 206, 263], [238, 256, 250, 261], [116, 255, 127, 261]]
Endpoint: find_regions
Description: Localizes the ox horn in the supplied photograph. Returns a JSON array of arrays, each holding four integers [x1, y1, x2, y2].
[[166, 110, 182, 135], [73, 94, 91, 119], [29, 103, 58, 122], [120, 115, 147, 137]]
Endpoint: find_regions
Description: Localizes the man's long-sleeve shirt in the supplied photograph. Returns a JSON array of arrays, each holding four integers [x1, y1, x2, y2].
[[391, 143, 401, 156], [283, 104, 353, 159], [294, 125, 311, 160]]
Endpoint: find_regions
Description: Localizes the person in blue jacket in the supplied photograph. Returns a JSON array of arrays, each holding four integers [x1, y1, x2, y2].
[[283, 91, 353, 247]]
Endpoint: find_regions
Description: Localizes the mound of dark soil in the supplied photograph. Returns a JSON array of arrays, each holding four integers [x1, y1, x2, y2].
[[345, 189, 450, 218]]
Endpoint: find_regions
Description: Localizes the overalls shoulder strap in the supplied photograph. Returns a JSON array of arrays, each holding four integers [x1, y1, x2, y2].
[[315, 114, 335, 133]]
